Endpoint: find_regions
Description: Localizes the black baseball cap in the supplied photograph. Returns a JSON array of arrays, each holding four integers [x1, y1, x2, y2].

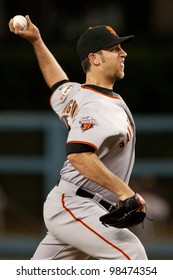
[[76, 25, 134, 62]]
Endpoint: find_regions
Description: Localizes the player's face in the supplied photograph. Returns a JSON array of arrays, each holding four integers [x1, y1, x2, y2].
[[101, 44, 127, 81]]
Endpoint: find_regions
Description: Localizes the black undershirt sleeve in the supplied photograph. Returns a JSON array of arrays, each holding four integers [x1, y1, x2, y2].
[[66, 143, 96, 155], [51, 79, 70, 92]]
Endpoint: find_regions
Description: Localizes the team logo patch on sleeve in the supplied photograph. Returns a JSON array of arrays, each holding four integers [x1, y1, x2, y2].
[[60, 84, 73, 101], [79, 116, 97, 131]]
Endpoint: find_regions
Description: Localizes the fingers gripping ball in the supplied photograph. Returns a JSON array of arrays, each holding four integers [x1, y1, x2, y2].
[[99, 193, 146, 228], [13, 15, 27, 30]]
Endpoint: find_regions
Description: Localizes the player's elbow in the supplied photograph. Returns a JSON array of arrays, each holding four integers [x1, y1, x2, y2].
[[67, 153, 83, 165], [67, 152, 94, 167], [67, 153, 86, 171]]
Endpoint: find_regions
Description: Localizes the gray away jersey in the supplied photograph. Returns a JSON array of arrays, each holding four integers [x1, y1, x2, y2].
[[50, 82, 136, 202]]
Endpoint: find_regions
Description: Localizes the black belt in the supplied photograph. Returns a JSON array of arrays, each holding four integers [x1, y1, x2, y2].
[[76, 188, 114, 211]]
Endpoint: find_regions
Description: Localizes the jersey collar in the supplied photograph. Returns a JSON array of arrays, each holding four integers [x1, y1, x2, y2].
[[84, 84, 114, 96]]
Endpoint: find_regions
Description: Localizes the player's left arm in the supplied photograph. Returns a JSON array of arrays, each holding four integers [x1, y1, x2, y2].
[[67, 152, 135, 201]]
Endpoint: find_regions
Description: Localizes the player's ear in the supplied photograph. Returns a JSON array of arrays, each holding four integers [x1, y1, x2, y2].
[[88, 53, 100, 66]]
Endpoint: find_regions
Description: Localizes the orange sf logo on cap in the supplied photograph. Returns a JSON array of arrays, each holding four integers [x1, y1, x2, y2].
[[106, 26, 116, 35]]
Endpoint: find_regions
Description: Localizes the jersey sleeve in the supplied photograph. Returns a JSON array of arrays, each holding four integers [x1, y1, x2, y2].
[[50, 81, 81, 121], [66, 104, 117, 152]]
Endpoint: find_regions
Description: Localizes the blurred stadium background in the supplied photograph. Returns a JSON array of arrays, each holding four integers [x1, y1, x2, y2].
[[0, 0, 173, 259]]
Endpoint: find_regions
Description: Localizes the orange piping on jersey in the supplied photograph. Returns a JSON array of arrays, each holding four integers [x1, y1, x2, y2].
[[62, 193, 131, 260], [66, 140, 97, 151], [81, 85, 122, 100]]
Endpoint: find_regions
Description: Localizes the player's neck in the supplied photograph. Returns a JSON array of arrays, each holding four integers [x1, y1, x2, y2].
[[86, 72, 114, 90]]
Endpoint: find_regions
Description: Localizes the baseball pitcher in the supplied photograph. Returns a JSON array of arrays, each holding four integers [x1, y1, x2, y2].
[[9, 15, 148, 260]]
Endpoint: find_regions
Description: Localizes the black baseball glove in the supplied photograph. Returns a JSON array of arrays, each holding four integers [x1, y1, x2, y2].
[[99, 193, 146, 228]]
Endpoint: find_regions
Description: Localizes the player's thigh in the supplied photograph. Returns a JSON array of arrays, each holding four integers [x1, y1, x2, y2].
[[32, 232, 88, 260], [44, 194, 147, 260]]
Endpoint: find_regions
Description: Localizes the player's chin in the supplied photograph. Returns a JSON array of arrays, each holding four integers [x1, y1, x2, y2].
[[116, 72, 125, 81]]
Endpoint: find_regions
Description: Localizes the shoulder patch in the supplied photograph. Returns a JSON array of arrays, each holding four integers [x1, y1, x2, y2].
[[79, 116, 97, 131], [60, 84, 73, 101]]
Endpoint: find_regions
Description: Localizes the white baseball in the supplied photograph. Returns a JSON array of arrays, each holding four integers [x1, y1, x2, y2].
[[13, 15, 27, 30]]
